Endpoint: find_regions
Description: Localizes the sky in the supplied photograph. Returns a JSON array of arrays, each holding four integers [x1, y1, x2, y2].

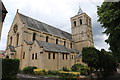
[[0, 0, 110, 51]]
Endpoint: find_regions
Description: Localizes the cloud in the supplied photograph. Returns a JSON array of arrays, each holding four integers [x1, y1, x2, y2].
[[0, 0, 109, 51]]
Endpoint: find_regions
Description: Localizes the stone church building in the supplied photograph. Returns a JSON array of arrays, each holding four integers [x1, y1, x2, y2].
[[5, 8, 94, 70]]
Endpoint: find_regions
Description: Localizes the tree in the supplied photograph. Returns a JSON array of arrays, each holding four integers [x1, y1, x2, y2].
[[82, 47, 99, 72], [82, 47, 117, 76], [97, 2, 120, 62], [100, 49, 117, 76]]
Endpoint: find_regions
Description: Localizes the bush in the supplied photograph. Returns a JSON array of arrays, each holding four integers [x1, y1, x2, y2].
[[62, 67, 70, 71], [48, 70, 59, 75], [2, 59, 20, 79], [22, 66, 37, 74], [34, 69, 48, 75], [71, 63, 89, 75], [59, 72, 77, 80]]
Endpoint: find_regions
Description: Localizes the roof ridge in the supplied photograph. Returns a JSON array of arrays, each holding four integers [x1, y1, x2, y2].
[[18, 12, 71, 36]]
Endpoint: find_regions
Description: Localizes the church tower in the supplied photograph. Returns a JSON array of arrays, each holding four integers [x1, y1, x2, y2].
[[71, 7, 94, 51]]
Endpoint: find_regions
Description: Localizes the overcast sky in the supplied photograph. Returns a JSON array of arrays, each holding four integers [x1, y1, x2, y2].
[[0, 0, 110, 51]]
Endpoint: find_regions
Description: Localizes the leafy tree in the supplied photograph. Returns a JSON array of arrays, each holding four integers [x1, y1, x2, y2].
[[82, 47, 117, 76], [82, 47, 99, 72], [97, 2, 120, 62], [100, 49, 117, 76]]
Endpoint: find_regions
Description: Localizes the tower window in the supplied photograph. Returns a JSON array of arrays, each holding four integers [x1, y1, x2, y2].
[[53, 53, 55, 59], [16, 34, 19, 45], [56, 39, 58, 44], [48, 53, 51, 59], [33, 33, 36, 41], [64, 41, 66, 46], [80, 19, 82, 25], [86, 19, 88, 25], [23, 52, 25, 59], [32, 53, 34, 60], [46, 36, 49, 42], [70, 43, 72, 48], [35, 53, 37, 59], [74, 21, 76, 26]]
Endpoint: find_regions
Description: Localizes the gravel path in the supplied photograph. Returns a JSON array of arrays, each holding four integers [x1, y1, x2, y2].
[[17, 74, 59, 80]]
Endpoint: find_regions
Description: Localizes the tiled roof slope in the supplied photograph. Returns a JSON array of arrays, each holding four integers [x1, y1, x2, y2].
[[18, 13, 72, 40], [0, 0, 8, 13], [36, 40, 79, 53]]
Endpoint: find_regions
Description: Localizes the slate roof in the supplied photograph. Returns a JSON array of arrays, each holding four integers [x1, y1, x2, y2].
[[18, 13, 72, 40], [9, 46, 16, 52], [24, 40, 34, 45], [77, 6, 84, 15], [0, 0, 8, 22], [76, 52, 82, 58], [0, 1, 7, 13], [36, 40, 79, 53]]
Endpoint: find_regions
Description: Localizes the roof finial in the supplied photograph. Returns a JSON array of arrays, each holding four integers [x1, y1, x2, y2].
[[77, 5, 83, 15], [17, 9, 19, 13]]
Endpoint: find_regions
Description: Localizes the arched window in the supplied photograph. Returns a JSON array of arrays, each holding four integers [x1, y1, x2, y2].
[[53, 53, 55, 59], [62, 54, 64, 60], [70, 43, 72, 48], [56, 39, 58, 44], [33, 33, 36, 41], [46, 36, 49, 42], [64, 41, 66, 46], [32, 53, 34, 60], [35, 53, 37, 59], [23, 52, 25, 59], [16, 34, 19, 45], [86, 19, 88, 25], [48, 53, 51, 59], [66, 54, 68, 60], [74, 21, 76, 26], [6, 55, 9, 59], [10, 36, 12, 45], [80, 19, 82, 25], [71, 55, 74, 59]]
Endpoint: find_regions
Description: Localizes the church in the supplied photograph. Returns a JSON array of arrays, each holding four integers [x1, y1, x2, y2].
[[5, 8, 94, 70]]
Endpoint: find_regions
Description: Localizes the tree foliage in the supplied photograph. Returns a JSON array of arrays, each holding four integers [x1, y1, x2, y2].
[[100, 49, 117, 76], [82, 47, 117, 76], [97, 2, 120, 62], [82, 47, 99, 71]]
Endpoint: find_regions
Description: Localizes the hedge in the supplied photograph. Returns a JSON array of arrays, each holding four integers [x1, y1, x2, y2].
[[22, 66, 37, 74], [2, 59, 20, 79]]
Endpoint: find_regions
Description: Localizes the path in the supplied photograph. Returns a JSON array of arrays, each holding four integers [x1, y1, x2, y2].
[[17, 74, 59, 80]]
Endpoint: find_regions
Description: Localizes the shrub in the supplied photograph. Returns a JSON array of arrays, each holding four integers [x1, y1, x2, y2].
[[48, 70, 59, 75], [71, 63, 89, 75], [62, 67, 70, 71], [2, 59, 20, 79], [22, 66, 37, 74], [34, 69, 48, 75], [59, 72, 78, 80]]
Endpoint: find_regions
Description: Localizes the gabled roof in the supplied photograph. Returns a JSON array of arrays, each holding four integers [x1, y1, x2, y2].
[[18, 13, 72, 40], [0, 0, 7, 13], [24, 40, 34, 45], [36, 40, 79, 53], [9, 46, 16, 52], [76, 52, 82, 58]]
